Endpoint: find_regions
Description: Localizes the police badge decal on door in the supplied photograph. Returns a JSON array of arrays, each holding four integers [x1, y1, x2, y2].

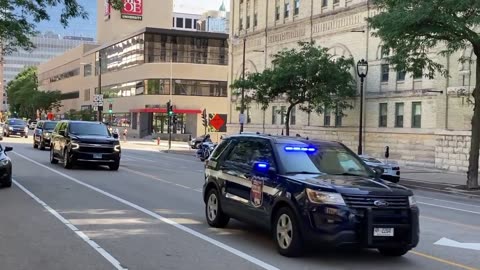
[[250, 176, 264, 208]]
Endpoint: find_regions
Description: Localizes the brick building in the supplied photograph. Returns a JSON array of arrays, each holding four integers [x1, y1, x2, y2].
[[228, 0, 477, 172]]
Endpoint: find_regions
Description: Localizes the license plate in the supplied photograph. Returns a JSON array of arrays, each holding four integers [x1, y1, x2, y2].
[[93, 154, 102, 159], [374, 228, 394, 237]]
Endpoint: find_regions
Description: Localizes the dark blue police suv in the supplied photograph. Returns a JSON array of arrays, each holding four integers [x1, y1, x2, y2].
[[203, 133, 419, 257]]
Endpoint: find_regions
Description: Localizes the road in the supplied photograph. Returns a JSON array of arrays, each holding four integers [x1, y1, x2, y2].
[[1, 136, 480, 270]]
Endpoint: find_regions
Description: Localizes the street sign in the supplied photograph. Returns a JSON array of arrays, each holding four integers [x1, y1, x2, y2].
[[93, 94, 104, 108], [210, 114, 226, 131]]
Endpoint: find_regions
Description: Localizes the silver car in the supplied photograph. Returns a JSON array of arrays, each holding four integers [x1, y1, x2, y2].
[[360, 155, 400, 183]]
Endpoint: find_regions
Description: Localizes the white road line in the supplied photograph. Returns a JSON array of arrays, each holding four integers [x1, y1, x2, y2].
[[175, 183, 192, 189], [12, 179, 128, 270], [416, 195, 480, 208], [12, 152, 280, 270], [418, 202, 480, 215], [122, 155, 155, 163]]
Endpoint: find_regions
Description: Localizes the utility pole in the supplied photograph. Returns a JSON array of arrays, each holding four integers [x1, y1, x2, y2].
[[97, 51, 103, 122], [239, 37, 246, 133]]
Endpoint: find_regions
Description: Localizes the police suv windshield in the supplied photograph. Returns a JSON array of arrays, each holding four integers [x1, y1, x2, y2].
[[8, 119, 26, 126], [277, 143, 374, 178]]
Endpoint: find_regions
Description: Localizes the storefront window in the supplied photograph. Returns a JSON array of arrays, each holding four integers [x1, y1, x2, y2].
[[152, 113, 187, 134], [103, 113, 131, 127], [97, 34, 145, 74]]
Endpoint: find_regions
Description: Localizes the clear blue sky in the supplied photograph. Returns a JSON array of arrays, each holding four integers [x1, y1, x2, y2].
[[174, 0, 230, 13]]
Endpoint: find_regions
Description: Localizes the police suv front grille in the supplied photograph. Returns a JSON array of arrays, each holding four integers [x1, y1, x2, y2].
[[342, 194, 409, 209]]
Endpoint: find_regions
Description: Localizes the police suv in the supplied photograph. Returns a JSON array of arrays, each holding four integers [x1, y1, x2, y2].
[[203, 133, 419, 257]]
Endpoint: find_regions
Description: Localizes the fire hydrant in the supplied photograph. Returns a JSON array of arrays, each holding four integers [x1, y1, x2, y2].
[[157, 137, 160, 145]]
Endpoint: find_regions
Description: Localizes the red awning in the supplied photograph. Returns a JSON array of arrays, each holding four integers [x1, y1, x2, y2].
[[129, 108, 202, 114]]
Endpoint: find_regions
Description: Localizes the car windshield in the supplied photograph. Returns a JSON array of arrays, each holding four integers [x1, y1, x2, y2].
[[8, 119, 26, 126], [69, 122, 109, 136], [277, 143, 374, 178], [43, 122, 58, 130]]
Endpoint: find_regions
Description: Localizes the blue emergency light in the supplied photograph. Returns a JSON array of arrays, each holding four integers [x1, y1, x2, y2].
[[253, 161, 270, 172], [284, 146, 317, 152]]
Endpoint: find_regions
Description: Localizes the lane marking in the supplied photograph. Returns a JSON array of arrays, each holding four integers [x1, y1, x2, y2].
[[124, 151, 198, 163], [421, 216, 480, 231], [12, 152, 279, 270], [122, 155, 155, 163], [416, 195, 480, 209], [418, 202, 480, 215], [13, 179, 128, 270], [121, 167, 202, 193], [404, 183, 480, 199], [411, 251, 479, 270]]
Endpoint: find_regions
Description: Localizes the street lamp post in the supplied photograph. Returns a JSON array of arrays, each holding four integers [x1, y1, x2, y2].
[[97, 51, 103, 122], [240, 37, 246, 133], [356, 59, 368, 155]]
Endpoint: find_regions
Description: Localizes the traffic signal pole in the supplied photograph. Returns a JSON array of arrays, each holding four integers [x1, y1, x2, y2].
[[167, 101, 172, 150]]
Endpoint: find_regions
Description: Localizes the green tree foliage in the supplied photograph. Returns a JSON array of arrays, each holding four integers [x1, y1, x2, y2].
[[0, 0, 122, 53], [367, 0, 480, 189], [231, 41, 357, 136], [6, 67, 62, 119]]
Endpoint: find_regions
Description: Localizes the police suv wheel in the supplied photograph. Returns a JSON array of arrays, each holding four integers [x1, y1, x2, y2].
[[205, 189, 229, 228], [274, 207, 303, 257], [378, 247, 410, 257]]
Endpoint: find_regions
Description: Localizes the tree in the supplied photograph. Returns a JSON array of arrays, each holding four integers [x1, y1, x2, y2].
[[231, 41, 357, 136], [6, 66, 62, 119], [367, 0, 480, 189], [0, 0, 123, 53]]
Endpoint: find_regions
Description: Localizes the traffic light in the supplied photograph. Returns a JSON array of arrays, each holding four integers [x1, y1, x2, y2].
[[172, 114, 178, 125], [167, 101, 173, 116], [108, 103, 113, 114], [201, 109, 207, 127]]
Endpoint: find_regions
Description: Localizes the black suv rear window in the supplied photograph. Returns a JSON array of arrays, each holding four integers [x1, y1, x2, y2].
[[69, 122, 109, 136]]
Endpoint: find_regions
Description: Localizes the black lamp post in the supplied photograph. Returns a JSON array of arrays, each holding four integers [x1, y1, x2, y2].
[[356, 59, 368, 155]]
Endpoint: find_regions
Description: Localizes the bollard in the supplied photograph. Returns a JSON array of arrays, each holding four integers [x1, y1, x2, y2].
[[157, 137, 160, 145]]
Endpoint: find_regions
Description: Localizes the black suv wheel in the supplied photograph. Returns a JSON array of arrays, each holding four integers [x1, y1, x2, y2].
[[109, 161, 120, 171], [273, 207, 303, 257], [63, 149, 73, 169], [205, 188, 229, 228]]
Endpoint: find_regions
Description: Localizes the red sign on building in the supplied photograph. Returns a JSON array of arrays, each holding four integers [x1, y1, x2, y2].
[[121, 0, 143, 20], [104, 0, 111, 21]]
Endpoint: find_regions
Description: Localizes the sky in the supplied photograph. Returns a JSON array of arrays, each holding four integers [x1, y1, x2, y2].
[[174, 0, 230, 13]]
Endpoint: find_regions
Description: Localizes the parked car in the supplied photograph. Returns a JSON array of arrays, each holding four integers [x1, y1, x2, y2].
[[50, 121, 121, 170], [190, 134, 211, 149], [359, 155, 400, 183], [4, 118, 28, 138], [196, 141, 217, 161], [33, 120, 58, 150], [0, 144, 13, 188]]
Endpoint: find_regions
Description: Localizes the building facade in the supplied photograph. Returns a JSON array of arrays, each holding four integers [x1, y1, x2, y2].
[[38, 0, 229, 141], [229, 0, 477, 172], [1, 33, 95, 111]]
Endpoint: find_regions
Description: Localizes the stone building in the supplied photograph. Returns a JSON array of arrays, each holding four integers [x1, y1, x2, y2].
[[228, 0, 477, 172]]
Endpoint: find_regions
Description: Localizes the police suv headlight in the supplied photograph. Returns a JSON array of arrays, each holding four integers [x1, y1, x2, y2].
[[306, 188, 346, 206], [71, 142, 80, 150], [0, 159, 9, 166], [114, 145, 121, 152], [408, 196, 417, 207]]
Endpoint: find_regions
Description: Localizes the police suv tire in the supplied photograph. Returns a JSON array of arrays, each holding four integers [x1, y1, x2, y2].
[[33, 141, 38, 149], [50, 147, 58, 164], [274, 207, 303, 257], [378, 247, 410, 257], [109, 162, 120, 171], [205, 188, 229, 228]]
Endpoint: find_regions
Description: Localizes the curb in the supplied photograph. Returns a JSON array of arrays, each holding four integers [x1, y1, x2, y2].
[[400, 179, 480, 199]]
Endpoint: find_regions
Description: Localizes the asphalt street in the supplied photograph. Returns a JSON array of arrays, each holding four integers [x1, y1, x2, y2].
[[1, 135, 480, 270]]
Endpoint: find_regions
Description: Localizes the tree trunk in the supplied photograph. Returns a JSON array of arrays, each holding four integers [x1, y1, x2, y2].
[[285, 104, 295, 136], [467, 47, 480, 189]]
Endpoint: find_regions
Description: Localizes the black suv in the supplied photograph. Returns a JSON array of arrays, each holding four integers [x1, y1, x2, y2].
[[33, 120, 58, 150], [50, 121, 121, 170], [4, 118, 28, 138], [203, 133, 419, 257]]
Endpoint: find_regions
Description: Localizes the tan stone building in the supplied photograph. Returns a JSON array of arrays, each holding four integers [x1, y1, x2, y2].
[[38, 0, 230, 141], [229, 0, 477, 172]]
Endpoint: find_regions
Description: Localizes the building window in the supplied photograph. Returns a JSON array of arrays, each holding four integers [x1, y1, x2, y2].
[[413, 69, 422, 80], [412, 102, 422, 128], [99, 34, 145, 74], [379, 103, 387, 127], [172, 18, 175, 27], [290, 106, 296, 125], [284, 1, 290, 18], [246, 0, 251, 29], [276, 0, 280, 20], [280, 106, 286, 124], [246, 15, 250, 29], [324, 108, 331, 126], [185, 18, 192, 29], [84, 89, 90, 101], [272, 106, 278, 124], [254, 0, 258, 27], [294, 0, 300, 15], [335, 107, 342, 127], [176, 18, 184, 28], [254, 13, 258, 27], [83, 64, 92, 77], [322, 0, 328, 7], [395, 103, 404, 128], [334, 0, 340, 4], [239, 17, 243, 30], [381, 64, 389, 82], [397, 70, 406, 81]]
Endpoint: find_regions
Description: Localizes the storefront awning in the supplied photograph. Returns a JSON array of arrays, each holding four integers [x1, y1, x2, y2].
[[129, 108, 202, 114]]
